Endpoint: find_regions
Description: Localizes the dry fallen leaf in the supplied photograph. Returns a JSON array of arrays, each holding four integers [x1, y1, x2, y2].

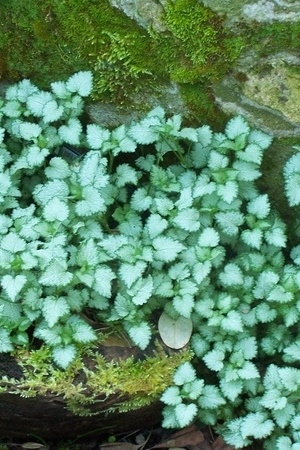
[[212, 436, 236, 450], [152, 424, 204, 448], [21, 443, 49, 450], [100, 442, 142, 450]]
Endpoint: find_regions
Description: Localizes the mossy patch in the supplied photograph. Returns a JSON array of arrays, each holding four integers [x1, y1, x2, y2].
[[0, 0, 162, 104], [247, 21, 300, 57], [1, 339, 192, 416], [162, 0, 244, 83], [0, 0, 245, 114]]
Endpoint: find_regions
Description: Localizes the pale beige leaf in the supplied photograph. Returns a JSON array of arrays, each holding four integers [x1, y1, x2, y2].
[[158, 312, 193, 349]]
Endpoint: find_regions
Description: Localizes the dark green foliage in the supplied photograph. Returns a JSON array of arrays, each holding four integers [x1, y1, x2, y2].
[[0, 0, 244, 108], [0, 0, 80, 84], [0, 0, 159, 102], [4, 0, 298, 119]]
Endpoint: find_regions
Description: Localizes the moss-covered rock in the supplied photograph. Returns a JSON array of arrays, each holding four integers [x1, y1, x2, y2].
[[0, 334, 191, 439], [0, 0, 244, 121]]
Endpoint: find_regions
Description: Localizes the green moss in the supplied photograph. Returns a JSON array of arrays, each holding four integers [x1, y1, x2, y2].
[[4, 340, 192, 416], [0, 0, 163, 103], [179, 83, 228, 128], [0, 0, 78, 84], [0, 0, 245, 109], [161, 0, 245, 83], [50, 0, 164, 103], [8, 0, 299, 128], [247, 21, 300, 57]]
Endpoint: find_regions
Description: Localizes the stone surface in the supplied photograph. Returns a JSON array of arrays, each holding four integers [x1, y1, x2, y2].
[[201, 0, 300, 23], [212, 52, 300, 137], [109, 0, 167, 31], [212, 76, 300, 138], [87, 82, 188, 127]]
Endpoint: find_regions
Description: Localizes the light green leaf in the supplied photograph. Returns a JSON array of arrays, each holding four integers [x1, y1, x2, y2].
[[40, 260, 73, 287], [198, 385, 226, 409], [146, 214, 168, 239], [19, 122, 42, 140], [26, 145, 49, 168], [115, 163, 139, 188], [238, 361, 259, 380], [179, 127, 198, 141], [45, 157, 71, 179], [42, 296, 70, 327], [238, 143, 263, 164], [127, 321, 152, 350], [0, 329, 13, 352], [248, 129, 272, 150], [130, 187, 152, 211], [225, 115, 250, 140], [219, 263, 243, 287], [173, 294, 194, 318], [76, 239, 99, 267], [153, 236, 185, 262], [58, 118, 82, 145], [78, 151, 109, 188], [26, 91, 53, 116], [33, 179, 69, 205], [173, 361, 196, 385], [203, 349, 225, 372], [240, 413, 274, 440], [172, 208, 200, 232], [52, 344, 77, 369], [247, 194, 270, 219], [94, 265, 116, 297], [233, 160, 261, 181], [175, 403, 197, 428], [220, 379, 243, 401], [192, 261, 212, 285], [1, 232, 26, 253], [198, 228, 220, 247], [43, 197, 69, 222], [273, 404, 295, 428], [119, 261, 147, 288], [283, 341, 300, 362], [71, 321, 97, 343], [161, 386, 181, 406], [0, 172, 12, 195], [217, 181, 238, 204], [42, 99, 64, 123], [221, 310, 243, 333], [129, 275, 153, 305], [75, 186, 106, 216], [66, 71, 93, 97], [215, 211, 244, 236], [1, 274, 27, 301], [86, 124, 110, 150]]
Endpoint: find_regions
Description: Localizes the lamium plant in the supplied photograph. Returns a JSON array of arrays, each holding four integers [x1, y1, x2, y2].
[[0, 71, 300, 449]]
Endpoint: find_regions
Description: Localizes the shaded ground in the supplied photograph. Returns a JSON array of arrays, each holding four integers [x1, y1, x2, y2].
[[0, 424, 257, 450]]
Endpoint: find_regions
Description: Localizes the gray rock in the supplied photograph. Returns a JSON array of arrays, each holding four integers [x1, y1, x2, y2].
[[200, 0, 300, 24], [214, 79, 300, 138], [87, 82, 188, 128], [109, 0, 167, 31]]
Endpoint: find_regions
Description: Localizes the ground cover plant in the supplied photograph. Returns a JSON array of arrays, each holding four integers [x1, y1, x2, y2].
[[0, 72, 300, 449]]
